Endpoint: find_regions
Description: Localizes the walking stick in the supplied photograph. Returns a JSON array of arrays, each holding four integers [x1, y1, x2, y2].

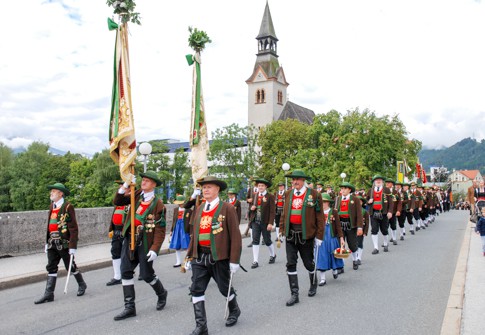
[[63, 253, 74, 294], [313, 243, 319, 285], [224, 271, 234, 320]]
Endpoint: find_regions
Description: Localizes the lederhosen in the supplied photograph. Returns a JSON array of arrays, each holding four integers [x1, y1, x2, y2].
[[120, 196, 160, 282], [190, 203, 234, 299], [111, 206, 127, 259], [46, 203, 78, 274], [285, 190, 315, 273]]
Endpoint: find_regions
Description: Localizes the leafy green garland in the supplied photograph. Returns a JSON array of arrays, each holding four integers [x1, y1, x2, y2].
[[106, 0, 141, 25], [188, 26, 212, 53]]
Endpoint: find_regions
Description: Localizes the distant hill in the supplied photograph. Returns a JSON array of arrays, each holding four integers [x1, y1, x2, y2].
[[419, 138, 485, 174], [12, 146, 92, 158]]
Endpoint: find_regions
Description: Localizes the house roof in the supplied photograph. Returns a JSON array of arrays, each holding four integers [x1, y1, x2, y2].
[[278, 101, 315, 124], [459, 170, 480, 180]]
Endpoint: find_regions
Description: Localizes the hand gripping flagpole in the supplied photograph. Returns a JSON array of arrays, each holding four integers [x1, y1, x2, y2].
[[63, 253, 74, 294]]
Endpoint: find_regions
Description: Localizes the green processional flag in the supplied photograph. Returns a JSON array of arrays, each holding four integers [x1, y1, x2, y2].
[[108, 18, 137, 183], [186, 52, 209, 184]]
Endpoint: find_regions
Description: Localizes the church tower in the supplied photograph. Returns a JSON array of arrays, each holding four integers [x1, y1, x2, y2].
[[246, 1, 288, 131]]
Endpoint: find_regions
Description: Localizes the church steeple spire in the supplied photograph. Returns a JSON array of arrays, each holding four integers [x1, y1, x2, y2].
[[256, 1, 278, 57]]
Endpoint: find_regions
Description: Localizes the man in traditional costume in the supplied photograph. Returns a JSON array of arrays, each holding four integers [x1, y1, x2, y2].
[[385, 178, 401, 246], [35, 183, 87, 304], [248, 178, 276, 268], [280, 170, 324, 306], [112, 170, 167, 320], [274, 182, 286, 241], [227, 188, 242, 224], [185, 176, 242, 333], [106, 181, 127, 286], [367, 175, 394, 254]]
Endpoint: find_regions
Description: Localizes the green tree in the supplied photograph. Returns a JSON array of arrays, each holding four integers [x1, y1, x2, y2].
[[257, 119, 312, 188], [209, 123, 258, 194], [257, 108, 421, 191], [8, 142, 51, 211], [0, 142, 14, 212], [171, 148, 191, 196]]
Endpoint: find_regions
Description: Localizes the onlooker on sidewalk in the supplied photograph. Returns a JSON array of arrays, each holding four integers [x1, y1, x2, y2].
[[475, 207, 485, 257]]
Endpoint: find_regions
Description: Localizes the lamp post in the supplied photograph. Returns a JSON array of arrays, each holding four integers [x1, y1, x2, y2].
[[282, 163, 290, 190], [340, 172, 347, 182], [139, 142, 152, 173]]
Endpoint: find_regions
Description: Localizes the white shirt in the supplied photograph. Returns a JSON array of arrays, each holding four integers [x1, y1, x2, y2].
[[258, 191, 267, 197], [293, 186, 307, 196], [141, 190, 155, 202], [204, 197, 220, 211], [374, 186, 382, 192], [53, 198, 64, 209], [341, 195, 350, 201]]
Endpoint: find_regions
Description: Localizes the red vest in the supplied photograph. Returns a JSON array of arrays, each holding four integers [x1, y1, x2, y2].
[[177, 208, 185, 220], [339, 198, 350, 218], [135, 202, 150, 227], [290, 191, 306, 224], [277, 193, 284, 207], [112, 206, 126, 225], [49, 208, 60, 232], [373, 189, 383, 211], [199, 205, 218, 246]]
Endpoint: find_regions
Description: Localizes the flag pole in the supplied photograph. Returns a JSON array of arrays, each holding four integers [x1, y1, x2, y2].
[[130, 164, 136, 253]]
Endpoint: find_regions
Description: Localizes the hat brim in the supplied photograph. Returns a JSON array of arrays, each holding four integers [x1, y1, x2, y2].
[[173, 200, 185, 205], [139, 172, 162, 187], [255, 179, 272, 188], [339, 184, 355, 192], [198, 180, 227, 191], [285, 174, 311, 180], [47, 185, 70, 196]]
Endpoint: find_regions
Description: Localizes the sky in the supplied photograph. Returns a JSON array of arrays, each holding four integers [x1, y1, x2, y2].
[[1, 0, 485, 155]]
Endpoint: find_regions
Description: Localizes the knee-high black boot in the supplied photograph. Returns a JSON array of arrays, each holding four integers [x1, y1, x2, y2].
[[34, 276, 57, 304], [308, 272, 318, 297], [74, 272, 87, 296], [114, 285, 136, 321], [190, 301, 208, 335], [225, 297, 241, 327], [286, 274, 299, 306], [150, 279, 168, 310]]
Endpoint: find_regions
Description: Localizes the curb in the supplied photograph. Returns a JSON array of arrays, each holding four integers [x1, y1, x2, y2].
[[440, 220, 472, 335], [0, 236, 251, 291]]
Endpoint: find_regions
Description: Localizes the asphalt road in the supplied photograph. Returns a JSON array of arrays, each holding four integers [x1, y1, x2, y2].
[[0, 210, 468, 335]]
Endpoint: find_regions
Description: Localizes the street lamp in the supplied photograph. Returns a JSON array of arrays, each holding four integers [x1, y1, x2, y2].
[[282, 163, 290, 190], [340, 172, 347, 182], [139, 142, 152, 173]]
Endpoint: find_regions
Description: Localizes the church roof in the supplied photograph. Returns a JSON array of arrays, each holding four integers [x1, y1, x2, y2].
[[278, 101, 315, 124], [256, 2, 278, 40]]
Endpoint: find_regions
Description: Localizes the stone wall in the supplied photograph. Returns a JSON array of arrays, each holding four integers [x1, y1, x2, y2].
[[0, 202, 249, 257]]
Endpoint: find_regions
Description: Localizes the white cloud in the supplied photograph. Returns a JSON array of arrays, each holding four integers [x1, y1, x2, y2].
[[1, 0, 484, 155]]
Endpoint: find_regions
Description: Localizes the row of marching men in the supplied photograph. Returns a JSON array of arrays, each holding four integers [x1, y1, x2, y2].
[[34, 169, 443, 335]]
